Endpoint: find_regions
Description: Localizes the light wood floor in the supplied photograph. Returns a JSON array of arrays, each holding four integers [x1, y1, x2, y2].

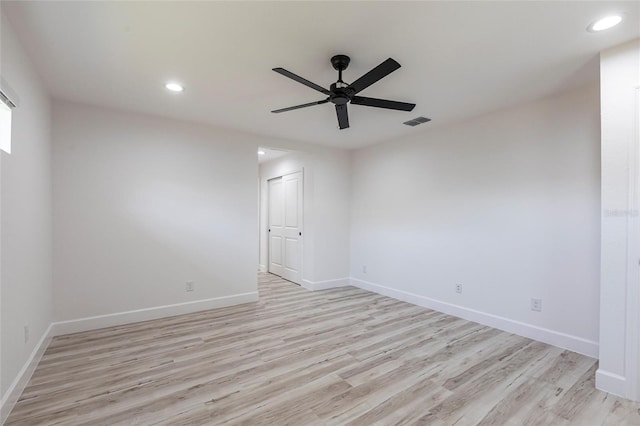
[[6, 273, 640, 425]]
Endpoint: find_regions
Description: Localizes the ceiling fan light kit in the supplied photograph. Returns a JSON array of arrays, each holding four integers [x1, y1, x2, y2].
[[272, 55, 418, 130]]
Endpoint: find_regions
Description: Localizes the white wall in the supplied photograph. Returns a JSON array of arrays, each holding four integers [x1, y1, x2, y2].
[[0, 10, 53, 416], [52, 101, 259, 323], [350, 84, 601, 356], [259, 147, 351, 286], [597, 38, 640, 400]]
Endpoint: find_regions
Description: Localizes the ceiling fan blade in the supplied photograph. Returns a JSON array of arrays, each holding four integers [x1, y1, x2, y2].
[[273, 68, 330, 95], [271, 99, 329, 113], [349, 58, 401, 94], [335, 104, 349, 129], [351, 96, 416, 112]]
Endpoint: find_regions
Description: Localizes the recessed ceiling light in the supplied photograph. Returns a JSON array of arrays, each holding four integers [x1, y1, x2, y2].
[[588, 15, 622, 32], [258, 150, 266, 155], [165, 82, 184, 92]]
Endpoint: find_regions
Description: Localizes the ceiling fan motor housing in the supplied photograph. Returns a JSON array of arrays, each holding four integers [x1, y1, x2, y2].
[[329, 82, 354, 105]]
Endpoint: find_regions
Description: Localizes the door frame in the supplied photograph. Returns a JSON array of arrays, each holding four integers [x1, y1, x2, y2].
[[263, 168, 304, 284]]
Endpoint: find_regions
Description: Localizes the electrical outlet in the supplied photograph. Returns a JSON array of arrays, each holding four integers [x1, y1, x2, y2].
[[531, 298, 542, 312], [456, 284, 463, 294], [362, 265, 367, 273], [186, 281, 195, 292], [24, 324, 29, 344]]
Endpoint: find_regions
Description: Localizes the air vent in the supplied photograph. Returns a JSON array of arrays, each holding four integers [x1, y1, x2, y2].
[[403, 116, 431, 127]]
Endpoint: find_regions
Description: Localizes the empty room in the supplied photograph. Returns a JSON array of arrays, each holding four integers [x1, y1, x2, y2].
[[1, 1, 640, 424]]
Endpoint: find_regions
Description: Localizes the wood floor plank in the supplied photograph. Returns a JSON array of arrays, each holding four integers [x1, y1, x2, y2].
[[6, 272, 640, 425]]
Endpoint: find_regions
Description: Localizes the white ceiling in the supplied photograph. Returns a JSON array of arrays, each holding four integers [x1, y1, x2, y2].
[[3, 1, 639, 149], [258, 147, 290, 164]]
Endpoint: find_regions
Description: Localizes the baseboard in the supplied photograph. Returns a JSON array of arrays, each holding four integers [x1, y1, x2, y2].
[[51, 292, 259, 336], [258, 264, 267, 272], [350, 278, 599, 358], [596, 369, 628, 399], [301, 277, 351, 291], [1, 323, 54, 424]]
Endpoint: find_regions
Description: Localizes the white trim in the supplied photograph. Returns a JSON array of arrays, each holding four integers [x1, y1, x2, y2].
[[625, 86, 640, 400], [301, 277, 350, 291], [596, 369, 628, 399], [350, 278, 599, 358], [51, 292, 258, 336], [258, 264, 267, 272], [1, 323, 53, 424]]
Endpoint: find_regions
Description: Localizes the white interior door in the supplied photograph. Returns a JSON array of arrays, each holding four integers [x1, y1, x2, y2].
[[268, 171, 303, 284]]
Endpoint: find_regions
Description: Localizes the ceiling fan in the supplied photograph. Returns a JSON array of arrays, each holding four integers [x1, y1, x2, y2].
[[271, 55, 416, 130]]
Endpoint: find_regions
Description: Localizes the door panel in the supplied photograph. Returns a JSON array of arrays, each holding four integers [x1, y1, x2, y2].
[[270, 235, 282, 265], [269, 179, 283, 226], [284, 237, 299, 271], [284, 178, 299, 227]]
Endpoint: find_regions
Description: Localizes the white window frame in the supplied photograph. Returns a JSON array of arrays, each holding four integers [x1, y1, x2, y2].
[[0, 80, 18, 154], [0, 98, 12, 154]]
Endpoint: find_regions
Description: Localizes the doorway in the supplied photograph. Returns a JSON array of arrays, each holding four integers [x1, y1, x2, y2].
[[267, 171, 303, 284]]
